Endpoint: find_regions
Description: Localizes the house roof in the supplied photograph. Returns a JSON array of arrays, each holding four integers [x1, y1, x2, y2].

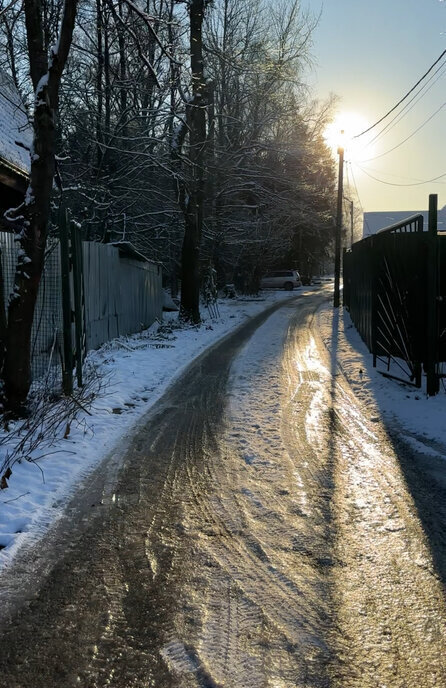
[[363, 206, 446, 237], [0, 69, 32, 180]]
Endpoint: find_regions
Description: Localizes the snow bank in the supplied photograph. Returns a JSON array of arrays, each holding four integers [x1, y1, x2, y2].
[[316, 303, 446, 450]]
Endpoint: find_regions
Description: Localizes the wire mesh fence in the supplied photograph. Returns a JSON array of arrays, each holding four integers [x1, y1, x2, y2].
[[31, 241, 64, 386], [0, 233, 63, 388]]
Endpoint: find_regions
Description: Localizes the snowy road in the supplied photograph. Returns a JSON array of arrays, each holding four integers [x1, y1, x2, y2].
[[0, 292, 445, 687]]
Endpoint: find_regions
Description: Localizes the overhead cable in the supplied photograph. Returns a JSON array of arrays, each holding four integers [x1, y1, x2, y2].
[[360, 102, 446, 162], [366, 63, 446, 147], [353, 49, 446, 138], [356, 165, 446, 187], [347, 162, 372, 236]]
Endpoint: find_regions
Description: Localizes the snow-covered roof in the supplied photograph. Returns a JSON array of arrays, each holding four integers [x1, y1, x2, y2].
[[0, 69, 32, 178], [363, 206, 446, 237]]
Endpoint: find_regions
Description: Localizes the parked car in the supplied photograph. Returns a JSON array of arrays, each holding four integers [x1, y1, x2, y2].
[[260, 270, 302, 291]]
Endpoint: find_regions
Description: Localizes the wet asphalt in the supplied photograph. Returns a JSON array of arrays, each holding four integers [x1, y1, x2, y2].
[[0, 291, 444, 688]]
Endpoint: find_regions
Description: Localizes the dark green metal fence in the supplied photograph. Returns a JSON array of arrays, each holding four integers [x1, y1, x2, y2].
[[344, 194, 441, 395]]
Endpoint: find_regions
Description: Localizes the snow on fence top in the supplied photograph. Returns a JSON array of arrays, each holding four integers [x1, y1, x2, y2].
[[0, 69, 32, 177]]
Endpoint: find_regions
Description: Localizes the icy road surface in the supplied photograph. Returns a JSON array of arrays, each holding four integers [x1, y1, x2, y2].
[[0, 292, 445, 687]]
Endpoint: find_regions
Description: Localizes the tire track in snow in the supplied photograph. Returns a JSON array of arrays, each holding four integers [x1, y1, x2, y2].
[[174, 298, 336, 687]]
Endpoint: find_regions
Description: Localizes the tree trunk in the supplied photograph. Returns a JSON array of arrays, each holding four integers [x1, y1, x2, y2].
[[180, 211, 201, 323], [0, 247, 7, 379], [2, 0, 78, 413], [3, 100, 56, 412], [179, 0, 207, 323], [96, 0, 104, 168]]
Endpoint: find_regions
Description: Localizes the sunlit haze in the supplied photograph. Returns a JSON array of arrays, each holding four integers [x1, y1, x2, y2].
[[323, 112, 376, 163], [307, 0, 445, 213]]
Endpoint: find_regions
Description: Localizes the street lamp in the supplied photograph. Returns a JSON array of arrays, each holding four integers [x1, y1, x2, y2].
[[333, 131, 344, 308]]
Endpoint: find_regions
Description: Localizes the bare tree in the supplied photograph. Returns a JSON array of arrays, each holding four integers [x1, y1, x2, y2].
[[0, 0, 339, 410], [175, 0, 209, 322], [198, 0, 335, 288], [2, 0, 78, 413]]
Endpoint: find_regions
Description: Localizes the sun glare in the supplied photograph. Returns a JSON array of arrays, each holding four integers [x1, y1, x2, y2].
[[323, 112, 375, 162]]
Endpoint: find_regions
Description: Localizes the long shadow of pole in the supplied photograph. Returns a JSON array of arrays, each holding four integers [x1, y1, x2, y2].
[[328, 307, 340, 461], [385, 421, 446, 589]]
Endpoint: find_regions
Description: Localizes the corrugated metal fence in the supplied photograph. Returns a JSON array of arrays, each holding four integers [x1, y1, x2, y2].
[[0, 232, 162, 385], [83, 242, 162, 351]]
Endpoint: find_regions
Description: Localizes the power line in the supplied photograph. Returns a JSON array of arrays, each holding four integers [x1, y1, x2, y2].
[[354, 49, 446, 139], [356, 165, 446, 187], [366, 62, 446, 147], [344, 162, 357, 207], [347, 162, 372, 236], [360, 102, 445, 162], [344, 160, 351, 194], [358, 163, 445, 182]]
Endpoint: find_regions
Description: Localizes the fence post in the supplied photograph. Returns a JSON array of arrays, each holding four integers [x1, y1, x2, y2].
[[342, 248, 347, 308], [426, 194, 439, 396], [371, 237, 378, 367], [70, 221, 85, 387], [60, 208, 73, 396], [0, 244, 7, 369]]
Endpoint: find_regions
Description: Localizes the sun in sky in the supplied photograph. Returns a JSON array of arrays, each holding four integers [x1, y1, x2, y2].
[[323, 111, 375, 163]]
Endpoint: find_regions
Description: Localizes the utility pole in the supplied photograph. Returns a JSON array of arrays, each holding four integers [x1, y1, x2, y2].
[[333, 134, 344, 308]]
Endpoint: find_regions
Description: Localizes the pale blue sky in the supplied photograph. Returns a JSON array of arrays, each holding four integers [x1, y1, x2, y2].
[[305, 0, 445, 212]]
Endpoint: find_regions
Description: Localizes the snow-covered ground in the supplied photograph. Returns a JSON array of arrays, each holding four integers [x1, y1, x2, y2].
[[0, 291, 295, 570], [1, 289, 446, 574], [316, 303, 446, 451]]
